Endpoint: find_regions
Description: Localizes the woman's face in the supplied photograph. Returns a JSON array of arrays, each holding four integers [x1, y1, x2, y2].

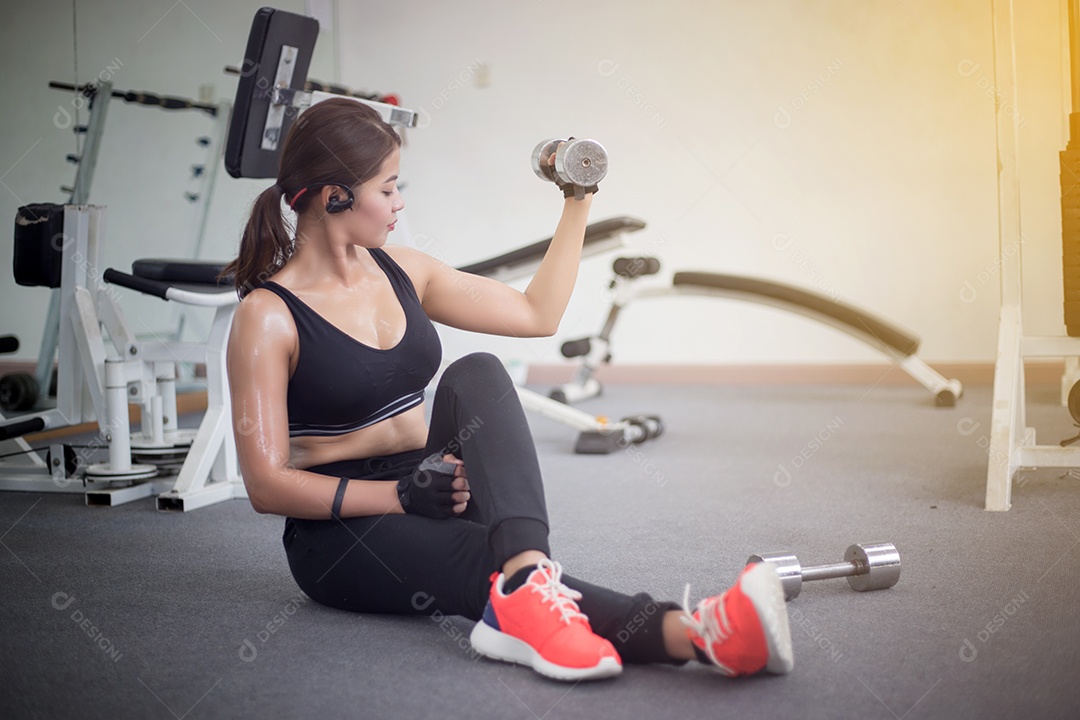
[[349, 148, 404, 246]]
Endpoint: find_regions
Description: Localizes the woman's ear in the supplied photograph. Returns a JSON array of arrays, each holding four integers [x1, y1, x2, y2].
[[321, 183, 356, 214]]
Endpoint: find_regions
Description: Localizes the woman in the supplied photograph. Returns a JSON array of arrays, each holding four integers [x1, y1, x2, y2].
[[224, 98, 793, 682]]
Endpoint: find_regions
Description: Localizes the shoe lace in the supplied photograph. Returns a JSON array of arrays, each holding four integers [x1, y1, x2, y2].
[[679, 584, 735, 676], [530, 559, 586, 625]]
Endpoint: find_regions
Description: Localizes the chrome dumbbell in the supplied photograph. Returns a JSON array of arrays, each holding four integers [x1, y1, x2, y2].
[[531, 138, 608, 198], [747, 542, 901, 601]]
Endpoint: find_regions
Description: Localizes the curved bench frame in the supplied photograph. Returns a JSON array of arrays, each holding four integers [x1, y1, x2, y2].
[[553, 266, 963, 407], [670, 272, 920, 358]]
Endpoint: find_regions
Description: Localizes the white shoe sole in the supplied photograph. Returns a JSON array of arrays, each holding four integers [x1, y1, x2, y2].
[[469, 620, 622, 681], [740, 562, 795, 674]]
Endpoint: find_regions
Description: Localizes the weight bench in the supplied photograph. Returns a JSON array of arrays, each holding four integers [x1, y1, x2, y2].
[[550, 258, 964, 407]]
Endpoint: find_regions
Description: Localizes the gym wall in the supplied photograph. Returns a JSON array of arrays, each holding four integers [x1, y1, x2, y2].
[[339, 0, 1067, 372], [0, 0, 1068, 376]]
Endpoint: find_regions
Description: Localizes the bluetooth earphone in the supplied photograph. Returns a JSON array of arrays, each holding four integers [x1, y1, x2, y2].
[[287, 182, 355, 214]]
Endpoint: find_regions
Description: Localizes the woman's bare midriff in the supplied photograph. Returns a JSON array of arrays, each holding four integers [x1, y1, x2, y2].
[[288, 403, 429, 470]]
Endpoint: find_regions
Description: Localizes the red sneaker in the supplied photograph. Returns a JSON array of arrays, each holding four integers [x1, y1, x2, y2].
[[681, 562, 794, 676], [470, 559, 622, 681]]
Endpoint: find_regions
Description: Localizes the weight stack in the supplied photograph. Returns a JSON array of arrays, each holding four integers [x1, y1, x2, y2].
[[1063, 122, 1080, 336]]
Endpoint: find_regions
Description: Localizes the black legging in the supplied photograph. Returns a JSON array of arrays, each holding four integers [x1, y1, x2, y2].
[[283, 352, 681, 665]]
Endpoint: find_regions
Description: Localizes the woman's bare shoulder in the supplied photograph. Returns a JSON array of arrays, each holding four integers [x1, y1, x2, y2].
[[231, 287, 297, 346], [382, 243, 429, 268], [381, 244, 436, 294]]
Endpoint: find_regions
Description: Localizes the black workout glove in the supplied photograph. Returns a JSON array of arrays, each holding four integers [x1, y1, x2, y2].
[[555, 137, 599, 200], [561, 182, 599, 199], [396, 453, 460, 519]]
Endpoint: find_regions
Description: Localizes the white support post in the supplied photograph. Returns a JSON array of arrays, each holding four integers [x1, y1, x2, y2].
[[987, 306, 1025, 510], [96, 285, 139, 359], [56, 207, 92, 426], [85, 205, 105, 296], [156, 363, 179, 436], [70, 286, 109, 426], [984, 0, 1080, 509], [204, 305, 240, 487], [154, 302, 246, 511], [985, 0, 1027, 511], [103, 358, 132, 473]]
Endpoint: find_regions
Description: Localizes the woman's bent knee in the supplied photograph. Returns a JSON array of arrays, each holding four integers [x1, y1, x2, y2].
[[441, 352, 512, 390]]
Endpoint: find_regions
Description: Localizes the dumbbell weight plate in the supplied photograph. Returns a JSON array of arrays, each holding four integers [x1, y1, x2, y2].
[[747, 551, 803, 600], [554, 139, 608, 187], [0, 372, 39, 412], [623, 414, 664, 441], [622, 416, 650, 445], [844, 542, 901, 593], [531, 139, 562, 183], [642, 415, 663, 440]]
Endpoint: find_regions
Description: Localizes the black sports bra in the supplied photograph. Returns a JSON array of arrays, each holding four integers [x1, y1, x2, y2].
[[259, 249, 442, 438]]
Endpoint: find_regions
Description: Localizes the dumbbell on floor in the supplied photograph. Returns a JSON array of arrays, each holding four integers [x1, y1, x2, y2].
[[747, 542, 901, 601], [532, 138, 608, 198], [622, 414, 664, 444]]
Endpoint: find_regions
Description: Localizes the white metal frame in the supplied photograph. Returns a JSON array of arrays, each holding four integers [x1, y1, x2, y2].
[[0, 205, 245, 510], [984, 0, 1080, 510], [31, 83, 230, 406]]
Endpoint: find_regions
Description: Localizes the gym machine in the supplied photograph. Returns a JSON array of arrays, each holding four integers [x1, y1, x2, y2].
[[0, 202, 240, 508]]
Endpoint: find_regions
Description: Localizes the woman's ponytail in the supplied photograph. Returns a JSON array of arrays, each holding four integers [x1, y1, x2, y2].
[[222, 98, 402, 298], [223, 186, 295, 298]]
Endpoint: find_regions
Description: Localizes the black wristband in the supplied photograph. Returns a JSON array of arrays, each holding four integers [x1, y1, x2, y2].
[[331, 477, 349, 520]]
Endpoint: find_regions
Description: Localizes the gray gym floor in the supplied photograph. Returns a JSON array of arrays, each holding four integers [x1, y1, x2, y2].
[[1, 381, 1078, 719]]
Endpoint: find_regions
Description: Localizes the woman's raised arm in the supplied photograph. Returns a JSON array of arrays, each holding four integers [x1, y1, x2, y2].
[[393, 193, 593, 338]]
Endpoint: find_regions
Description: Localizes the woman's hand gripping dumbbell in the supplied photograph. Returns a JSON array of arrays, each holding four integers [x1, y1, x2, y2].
[[531, 138, 608, 199]]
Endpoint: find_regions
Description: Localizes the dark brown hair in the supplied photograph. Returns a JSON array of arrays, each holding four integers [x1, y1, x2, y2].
[[223, 98, 402, 297]]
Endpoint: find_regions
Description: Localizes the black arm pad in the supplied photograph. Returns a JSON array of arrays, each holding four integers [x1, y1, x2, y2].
[[0, 417, 46, 442], [0, 336, 18, 354], [103, 268, 170, 300]]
